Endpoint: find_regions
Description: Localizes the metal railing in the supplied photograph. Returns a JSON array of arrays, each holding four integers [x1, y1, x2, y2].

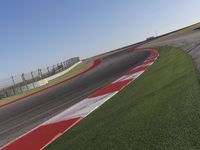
[[0, 57, 80, 98]]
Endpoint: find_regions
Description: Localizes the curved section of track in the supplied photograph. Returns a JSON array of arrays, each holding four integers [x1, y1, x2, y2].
[[0, 59, 101, 109], [0, 48, 149, 147]]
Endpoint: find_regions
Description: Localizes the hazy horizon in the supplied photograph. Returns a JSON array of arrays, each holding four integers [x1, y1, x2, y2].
[[0, 0, 200, 79]]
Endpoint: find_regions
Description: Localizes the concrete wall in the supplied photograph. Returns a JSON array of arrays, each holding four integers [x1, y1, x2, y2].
[[31, 61, 82, 88]]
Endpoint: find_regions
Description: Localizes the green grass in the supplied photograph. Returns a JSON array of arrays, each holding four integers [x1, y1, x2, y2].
[[46, 47, 200, 150], [0, 61, 92, 106]]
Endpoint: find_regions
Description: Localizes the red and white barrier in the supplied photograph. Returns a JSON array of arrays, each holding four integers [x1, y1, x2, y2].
[[2, 49, 159, 150]]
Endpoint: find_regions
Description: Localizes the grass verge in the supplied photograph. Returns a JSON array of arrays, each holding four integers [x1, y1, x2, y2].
[[0, 61, 92, 106], [46, 47, 200, 150]]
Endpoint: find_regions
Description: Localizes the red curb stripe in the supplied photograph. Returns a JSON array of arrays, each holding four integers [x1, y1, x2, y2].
[[2, 48, 159, 150], [2, 117, 82, 150], [148, 50, 158, 58], [0, 59, 101, 109], [126, 65, 148, 75], [143, 59, 155, 65], [88, 79, 132, 98]]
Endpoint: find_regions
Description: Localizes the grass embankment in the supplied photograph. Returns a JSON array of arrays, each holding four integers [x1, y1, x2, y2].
[[0, 61, 92, 106], [47, 47, 200, 150]]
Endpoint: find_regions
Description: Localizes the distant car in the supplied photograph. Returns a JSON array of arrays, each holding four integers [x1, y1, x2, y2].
[[0, 94, 6, 100], [146, 36, 155, 41]]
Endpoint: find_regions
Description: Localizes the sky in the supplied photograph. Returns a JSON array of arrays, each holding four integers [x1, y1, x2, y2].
[[0, 0, 200, 79]]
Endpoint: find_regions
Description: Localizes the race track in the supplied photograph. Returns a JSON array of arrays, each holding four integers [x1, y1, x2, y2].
[[0, 48, 149, 147]]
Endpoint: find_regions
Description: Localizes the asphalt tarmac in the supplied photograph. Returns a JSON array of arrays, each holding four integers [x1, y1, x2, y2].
[[141, 29, 200, 71], [0, 48, 149, 147]]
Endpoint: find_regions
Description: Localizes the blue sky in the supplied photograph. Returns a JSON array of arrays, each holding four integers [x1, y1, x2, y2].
[[0, 0, 200, 79]]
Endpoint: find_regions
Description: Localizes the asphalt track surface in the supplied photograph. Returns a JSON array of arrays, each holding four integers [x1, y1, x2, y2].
[[0, 49, 149, 147], [141, 29, 200, 71]]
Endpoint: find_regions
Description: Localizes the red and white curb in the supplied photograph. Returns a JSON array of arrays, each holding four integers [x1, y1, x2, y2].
[[2, 48, 159, 150]]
